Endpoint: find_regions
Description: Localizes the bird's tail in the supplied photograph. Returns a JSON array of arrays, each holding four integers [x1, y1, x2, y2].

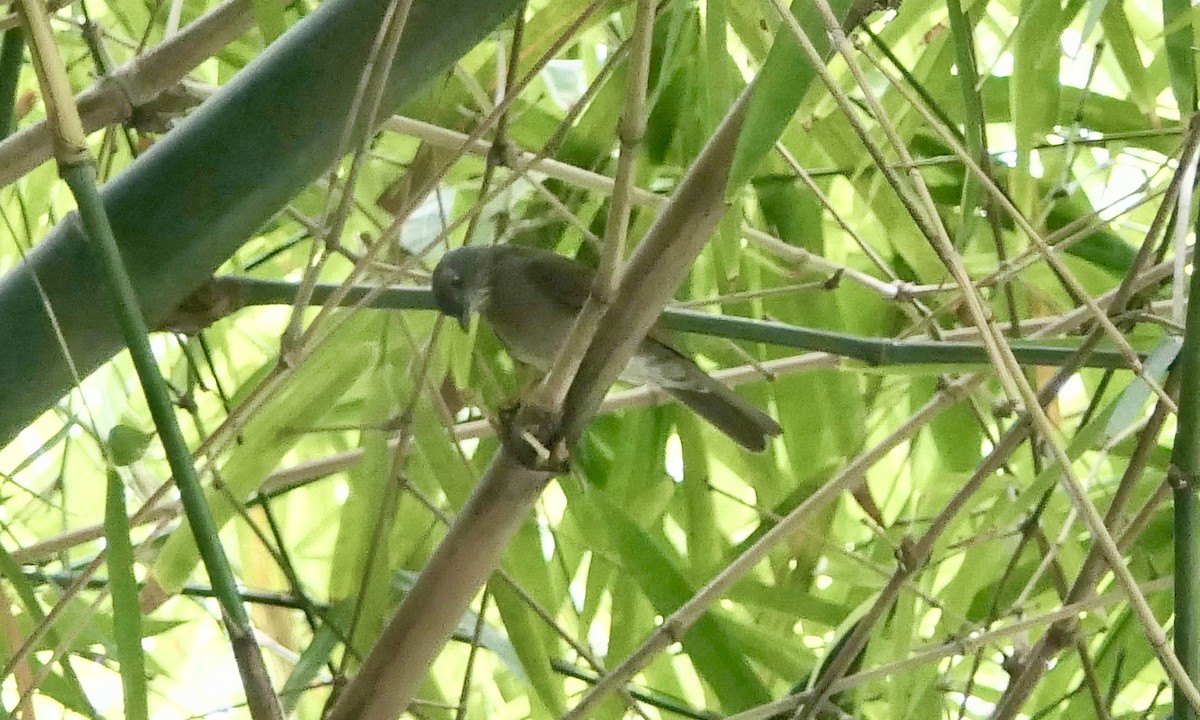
[[666, 380, 782, 452]]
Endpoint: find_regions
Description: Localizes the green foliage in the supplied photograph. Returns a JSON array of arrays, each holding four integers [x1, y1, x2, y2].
[[105, 424, 152, 467], [0, 0, 1191, 717]]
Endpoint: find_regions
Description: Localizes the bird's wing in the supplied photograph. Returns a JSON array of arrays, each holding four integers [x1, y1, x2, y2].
[[510, 246, 597, 310], [507, 244, 686, 350]]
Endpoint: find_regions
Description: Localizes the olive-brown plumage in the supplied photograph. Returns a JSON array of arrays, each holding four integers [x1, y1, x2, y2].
[[431, 245, 782, 451]]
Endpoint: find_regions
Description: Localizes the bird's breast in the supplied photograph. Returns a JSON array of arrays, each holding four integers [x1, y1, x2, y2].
[[483, 297, 577, 371]]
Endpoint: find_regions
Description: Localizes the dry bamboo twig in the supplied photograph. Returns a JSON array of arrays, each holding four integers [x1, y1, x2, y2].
[[767, 0, 1020, 405], [7, 352, 838, 566], [728, 576, 1175, 720], [526, 0, 655, 416], [400, 481, 655, 719], [2, 2, 1180, 715], [380, 115, 909, 300], [564, 374, 970, 717], [0, 0, 265, 187], [95, 0, 618, 629], [0, 581, 38, 718], [792, 343, 1102, 719], [558, 81, 755, 444], [803, 0, 1199, 710], [280, 0, 416, 352], [136, 0, 505, 613], [989, 375, 1180, 717], [851, 31, 1177, 413], [562, 220, 1191, 718]]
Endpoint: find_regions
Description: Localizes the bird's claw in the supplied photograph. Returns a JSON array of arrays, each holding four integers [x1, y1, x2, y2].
[[499, 404, 571, 472]]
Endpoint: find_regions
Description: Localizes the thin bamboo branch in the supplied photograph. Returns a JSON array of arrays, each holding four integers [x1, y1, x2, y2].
[[905, 180, 1166, 338], [557, 80, 755, 445], [989, 372, 1180, 717], [400, 479, 654, 719], [1, 1, 529, 450], [7, 23, 637, 590], [281, 0, 414, 350], [335, 331, 431, 684], [14, 264, 1184, 569], [380, 114, 908, 300], [564, 374, 970, 718], [793, 336, 1117, 719], [771, 141, 930, 316], [323, 450, 552, 720], [528, 0, 655, 415], [295, 0, 611, 348], [0, 0, 67, 30], [5, 353, 837, 566], [454, 585, 491, 720], [852, 30, 1176, 412], [2, 525, 117, 702], [179, 0, 612, 479], [0, 577, 37, 718], [164, 275, 1157, 369], [769, 0, 1014, 404]]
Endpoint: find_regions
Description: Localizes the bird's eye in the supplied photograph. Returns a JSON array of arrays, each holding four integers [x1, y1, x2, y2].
[[449, 273, 463, 288]]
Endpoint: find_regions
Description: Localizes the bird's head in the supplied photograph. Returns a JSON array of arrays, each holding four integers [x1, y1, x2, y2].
[[431, 246, 489, 330]]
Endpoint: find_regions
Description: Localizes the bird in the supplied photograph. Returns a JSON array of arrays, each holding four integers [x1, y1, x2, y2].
[[430, 244, 782, 452]]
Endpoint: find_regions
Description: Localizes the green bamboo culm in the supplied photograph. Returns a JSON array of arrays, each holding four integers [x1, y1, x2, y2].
[[62, 162, 283, 720], [0, 0, 523, 446], [660, 308, 1144, 370], [208, 276, 1147, 370], [944, 0, 986, 246], [0, 23, 24, 139], [1172, 209, 1200, 720]]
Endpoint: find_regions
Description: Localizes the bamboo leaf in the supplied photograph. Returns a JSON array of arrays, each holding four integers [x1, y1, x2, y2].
[[729, 0, 852, 187], [591, 493, 771, 713], [104, 469, 148, 720]]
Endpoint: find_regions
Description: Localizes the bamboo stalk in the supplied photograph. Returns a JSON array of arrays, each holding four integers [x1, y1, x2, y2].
[[183, 275, 1157, 370], [1171, 207, 1200, 720], [15, 0, 283, 713]]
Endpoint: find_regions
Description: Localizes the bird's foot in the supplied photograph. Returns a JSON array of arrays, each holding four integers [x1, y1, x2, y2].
[[499, 403, 571, 473]]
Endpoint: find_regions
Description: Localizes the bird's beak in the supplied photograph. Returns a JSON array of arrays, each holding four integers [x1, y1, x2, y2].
[[431, 251, 477, 332]]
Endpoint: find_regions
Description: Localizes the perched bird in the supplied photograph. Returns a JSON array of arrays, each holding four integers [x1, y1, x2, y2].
[[431, 244, 782, 452]]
